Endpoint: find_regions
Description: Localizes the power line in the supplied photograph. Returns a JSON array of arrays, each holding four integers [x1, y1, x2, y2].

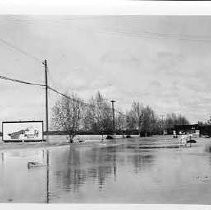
[[49, 86, 107, 108], [48, 85, 125, 116], [0, 73, 126, 117], [142, 30, 211, 40], [72, 23, 211, 43], [94, 29, 211, 43], [6, 17, 211, 43], [48, 70, 125, 115], [48, 86, 82, 104], [0, 37, 41, 63], [0, 75, 45, 87]]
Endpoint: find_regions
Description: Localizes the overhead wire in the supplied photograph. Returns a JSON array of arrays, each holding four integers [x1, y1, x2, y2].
[[0, 23, 125, 122], [5, 17, 211, 43], [105, 29, 211, 43], [47, 68, 125, 115], [0, 17, 167, 118], [67, 21, 211, 43], [0, 37, 41, 63], [0, 72, 125, 118], [48, 85, 125, 116], [0, 75, 45, 87]]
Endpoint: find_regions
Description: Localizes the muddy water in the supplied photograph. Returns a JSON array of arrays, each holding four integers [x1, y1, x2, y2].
[[0, 136, 211, 204]]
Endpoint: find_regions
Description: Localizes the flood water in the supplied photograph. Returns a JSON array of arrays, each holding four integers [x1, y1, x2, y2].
[[0, 135, 211, 204]]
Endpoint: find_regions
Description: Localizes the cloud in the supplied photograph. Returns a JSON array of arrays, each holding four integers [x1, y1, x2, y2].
[[101, 50, 140, 65], [2, 16, 211, 124], [153, 51, 186, 76]]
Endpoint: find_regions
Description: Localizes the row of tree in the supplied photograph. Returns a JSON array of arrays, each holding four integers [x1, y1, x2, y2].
[[51, 91, 189, 141]]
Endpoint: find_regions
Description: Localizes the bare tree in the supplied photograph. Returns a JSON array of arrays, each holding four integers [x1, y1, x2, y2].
[[82, 98, 96, 132], [126, 102, 144, 135], [51, 93, 84, 143], [126, 110, 136, 132], [83, 91, 113, 136], [115, 111, 126, 136], [140, 106, 156, 136], [132, 102, 144, 135]]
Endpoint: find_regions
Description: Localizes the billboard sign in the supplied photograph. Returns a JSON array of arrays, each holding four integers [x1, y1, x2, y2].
[[2, 121, 43, 142]]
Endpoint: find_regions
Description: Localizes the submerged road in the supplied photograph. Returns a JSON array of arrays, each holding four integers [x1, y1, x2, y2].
[[0, 135, 211, 204]]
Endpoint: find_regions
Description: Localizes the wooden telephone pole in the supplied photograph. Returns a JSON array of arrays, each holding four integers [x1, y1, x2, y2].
[[43, 59, 49, 138]]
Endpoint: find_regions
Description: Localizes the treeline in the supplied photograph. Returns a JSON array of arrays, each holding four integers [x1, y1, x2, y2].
[[197, 118, 211, 136], [51, 91, 189, 142]]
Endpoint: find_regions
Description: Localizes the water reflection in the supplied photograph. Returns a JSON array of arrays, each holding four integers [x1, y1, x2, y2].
[[0, 149, 47, 203], [1, 153, 4, 162], [47, 150, 49, 203], [130, 153, 154, 173], [1, 137, 211, 203], [51, 145, 118, 195], [0, 140, 158, 202]]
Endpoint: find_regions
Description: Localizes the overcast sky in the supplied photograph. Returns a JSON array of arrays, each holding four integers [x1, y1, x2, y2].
[[0, 15, 211, 126]]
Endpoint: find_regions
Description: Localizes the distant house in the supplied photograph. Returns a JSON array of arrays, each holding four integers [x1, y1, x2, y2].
[[174, 124, 199, 135]]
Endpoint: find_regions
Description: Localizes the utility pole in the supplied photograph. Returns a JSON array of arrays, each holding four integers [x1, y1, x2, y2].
[[43, 59, 49, 138], [111, 100, 116, 135], [161, 114, 164, 135]]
